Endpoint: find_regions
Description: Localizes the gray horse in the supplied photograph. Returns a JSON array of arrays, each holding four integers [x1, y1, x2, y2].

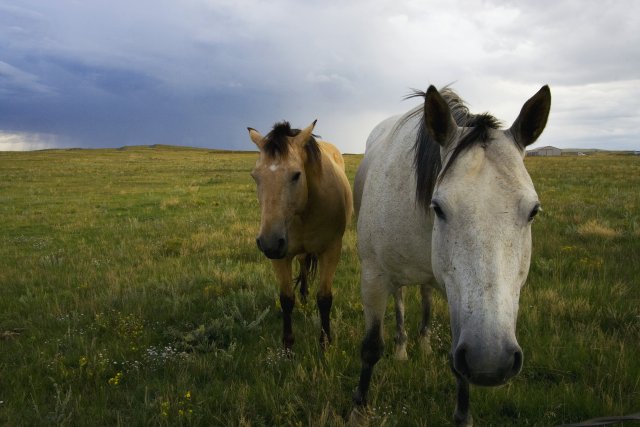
[[353, 85, 551, 426]]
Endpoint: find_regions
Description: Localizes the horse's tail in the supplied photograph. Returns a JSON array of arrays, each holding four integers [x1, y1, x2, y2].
[[294, 254, 318, 304]]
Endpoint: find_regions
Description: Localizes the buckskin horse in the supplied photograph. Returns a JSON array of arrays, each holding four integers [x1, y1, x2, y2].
[[248, 120, 353, 350]]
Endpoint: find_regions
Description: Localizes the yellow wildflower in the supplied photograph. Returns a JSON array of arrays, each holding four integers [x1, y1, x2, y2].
[[108, 371, 123, 386], [161, 401, 170, 417]]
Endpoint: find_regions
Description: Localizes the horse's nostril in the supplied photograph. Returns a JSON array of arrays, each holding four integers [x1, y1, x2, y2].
[[256, 237, 262, 251], [277, 238, 286, 250]]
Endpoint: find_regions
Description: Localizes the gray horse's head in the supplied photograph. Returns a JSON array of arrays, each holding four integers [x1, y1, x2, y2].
[[422, 85, 551, 386]]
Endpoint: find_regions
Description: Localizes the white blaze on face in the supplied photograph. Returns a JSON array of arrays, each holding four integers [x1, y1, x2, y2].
[[269, 163, 279, 172]]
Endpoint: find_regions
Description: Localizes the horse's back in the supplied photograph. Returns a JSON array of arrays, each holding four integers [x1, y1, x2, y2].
[[356, 107, 435, 286], [354, 114, 402, 216]]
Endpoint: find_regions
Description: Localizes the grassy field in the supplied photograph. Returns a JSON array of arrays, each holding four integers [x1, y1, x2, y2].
[[0, 146, 638, 426]]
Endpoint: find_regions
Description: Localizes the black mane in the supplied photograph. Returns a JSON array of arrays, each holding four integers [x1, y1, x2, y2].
[[409, 88, 502, 211], [263, 121, 321, 166]]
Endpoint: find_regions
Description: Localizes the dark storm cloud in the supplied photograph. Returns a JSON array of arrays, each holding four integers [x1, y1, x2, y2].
[[0, 0, 638, 151]]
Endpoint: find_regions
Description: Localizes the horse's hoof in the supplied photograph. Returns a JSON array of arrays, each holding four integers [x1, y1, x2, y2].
[[348, 404, 370, 426], [394, 345, 408, 361], [419, 335, 433, 356], [283, 333, 295, 350], [454, 412, 473, 427], [352, 389, 366, 407], [319, 332, 332, 350]]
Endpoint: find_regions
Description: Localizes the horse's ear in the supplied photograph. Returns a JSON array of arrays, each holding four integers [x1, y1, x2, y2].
[[248, 127, 265, 149], [294, 119, 317, 146], [424, 86, 457, 147], [509, 85, 551, 147]]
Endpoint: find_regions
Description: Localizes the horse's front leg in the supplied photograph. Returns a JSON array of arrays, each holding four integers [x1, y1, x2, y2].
[[353, 267, 390, 407], [317, 240, 341, 348], [393, 287, 408, 360], [419, 283, 433, 355], [272, 258, 295, 350], [450, 355, 473, 427]]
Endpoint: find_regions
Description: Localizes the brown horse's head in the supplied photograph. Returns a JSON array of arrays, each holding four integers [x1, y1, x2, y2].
[[248, 120, 321, 259]]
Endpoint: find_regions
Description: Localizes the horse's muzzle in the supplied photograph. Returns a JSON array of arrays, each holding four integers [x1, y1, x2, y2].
[[452, 343, 523, 386], [256, 235, 288, 259]]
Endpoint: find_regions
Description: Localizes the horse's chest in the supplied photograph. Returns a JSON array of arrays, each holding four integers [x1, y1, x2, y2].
[[288, 212, 344, 255], [379, 229, 433, 281]]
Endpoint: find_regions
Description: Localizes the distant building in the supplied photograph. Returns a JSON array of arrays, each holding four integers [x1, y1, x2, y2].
[[527, 146, 562, 157]]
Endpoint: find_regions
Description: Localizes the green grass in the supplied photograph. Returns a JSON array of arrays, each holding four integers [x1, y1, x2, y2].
[[0, 147, 638, 426]]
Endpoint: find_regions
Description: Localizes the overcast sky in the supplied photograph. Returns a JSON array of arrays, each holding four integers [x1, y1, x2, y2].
[[1, 0, 638, 152]]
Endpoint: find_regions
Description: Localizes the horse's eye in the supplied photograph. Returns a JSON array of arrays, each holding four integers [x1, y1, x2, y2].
[[291, 171, 301, 183], [430, 202, 446, 220], [528, 203, 541, 222]]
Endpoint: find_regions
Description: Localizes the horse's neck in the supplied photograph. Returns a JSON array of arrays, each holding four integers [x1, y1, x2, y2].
[[303, 153, 344, 218], [304, 157, 327, 204]]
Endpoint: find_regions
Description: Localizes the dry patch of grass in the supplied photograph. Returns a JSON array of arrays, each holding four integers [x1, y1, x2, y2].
[[160, 197, 181, 210], [576, 219, 620, 238]]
